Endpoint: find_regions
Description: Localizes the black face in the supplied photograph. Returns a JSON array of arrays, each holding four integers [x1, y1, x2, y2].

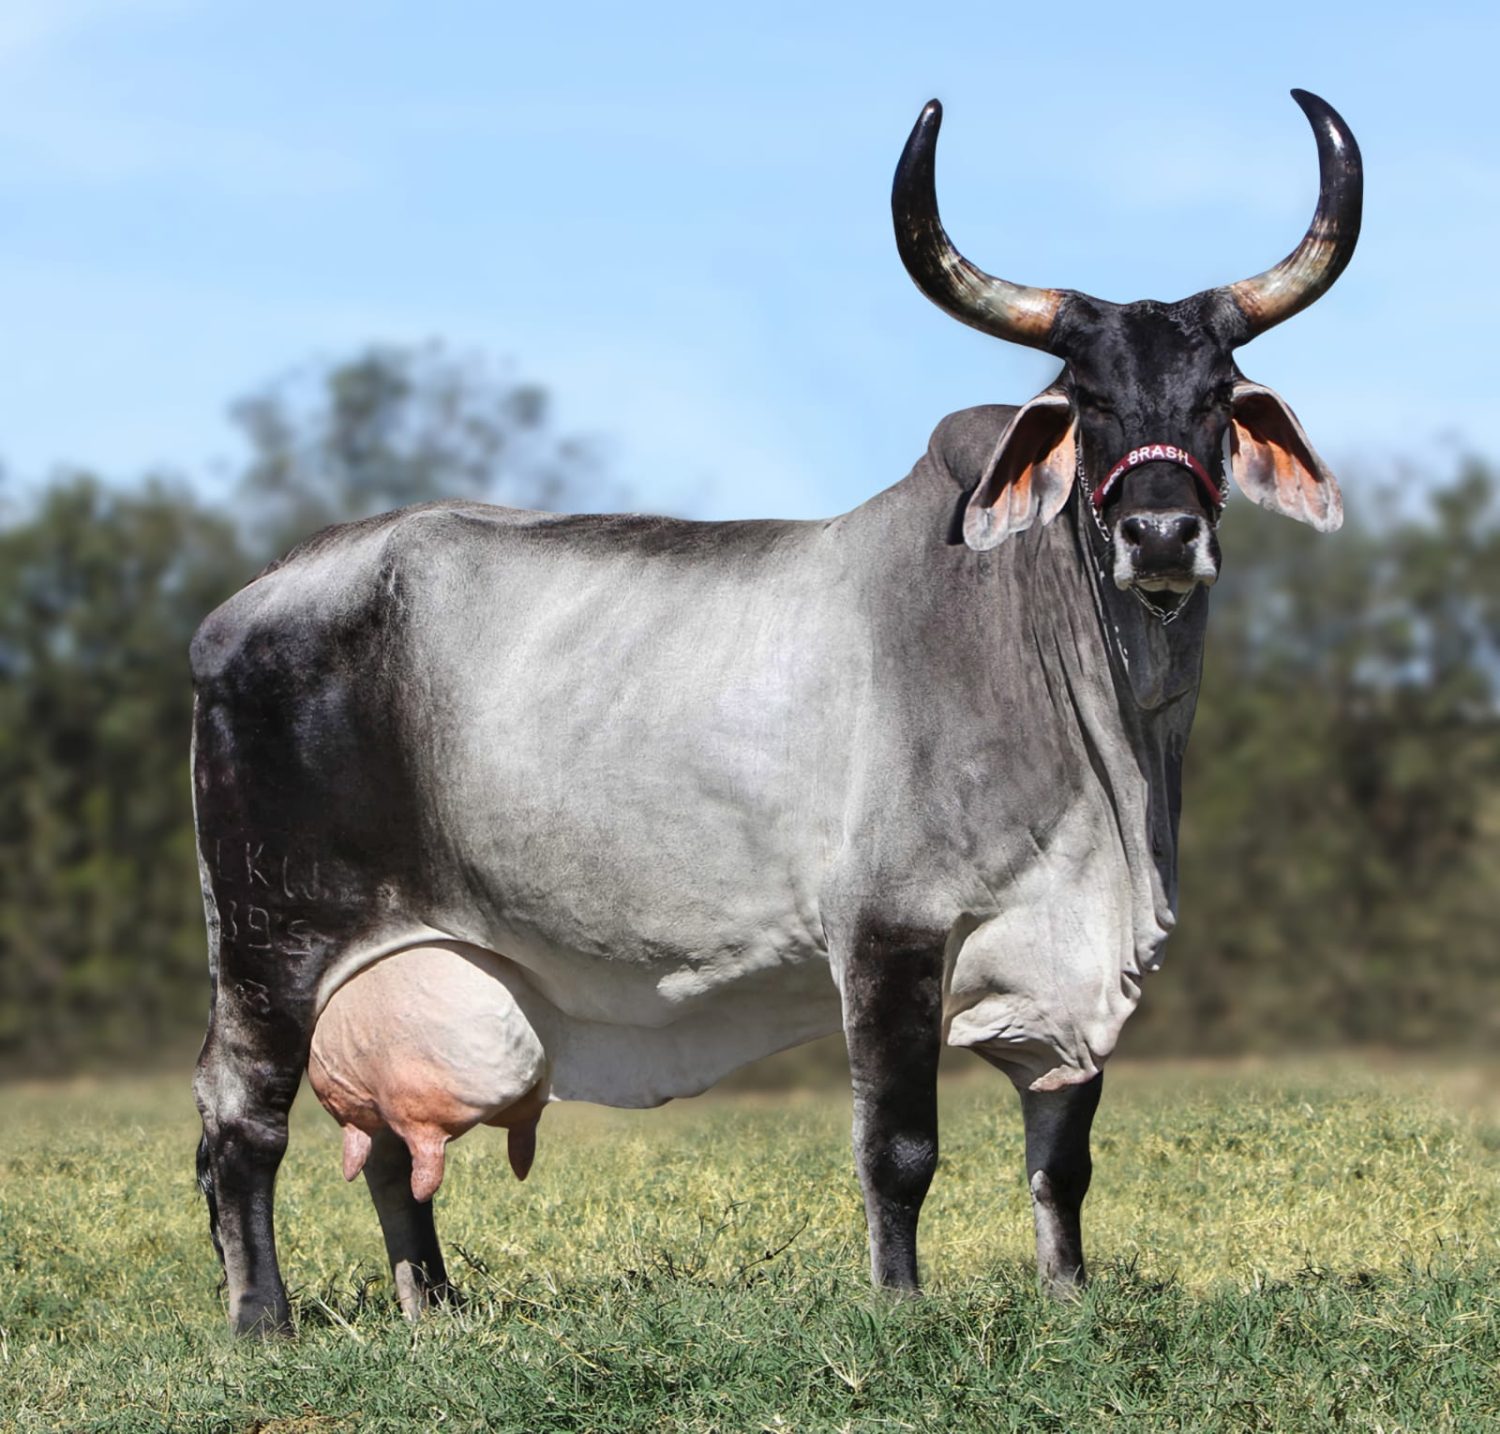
[[1055, 292, 1242, 611], [893, 92, 1360, 600]]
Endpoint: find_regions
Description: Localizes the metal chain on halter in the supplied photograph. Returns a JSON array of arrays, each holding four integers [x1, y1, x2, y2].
[[1141, 580, 1195, 626]]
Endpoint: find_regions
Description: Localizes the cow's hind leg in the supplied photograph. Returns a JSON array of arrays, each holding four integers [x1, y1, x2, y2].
[[194, 1006, 309, 1335], [1018, 1073, 1103, 1296], [361, 1128, 454, 1320]]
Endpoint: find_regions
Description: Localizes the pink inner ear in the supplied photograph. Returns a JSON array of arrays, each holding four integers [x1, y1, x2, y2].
[[1229, 384, 1343, 533], [1008, 424, 1076, 531], [964, 393, 1078, 550]]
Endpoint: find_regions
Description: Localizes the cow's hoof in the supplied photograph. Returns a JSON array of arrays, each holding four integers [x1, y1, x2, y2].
[[230, 1298, 294, 1338], [393, 1262, 463, 1322], [1038, 1270, 1087, 1302]]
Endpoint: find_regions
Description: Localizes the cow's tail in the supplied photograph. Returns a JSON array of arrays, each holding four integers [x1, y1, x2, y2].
[[196, 1132, 226, 1273]]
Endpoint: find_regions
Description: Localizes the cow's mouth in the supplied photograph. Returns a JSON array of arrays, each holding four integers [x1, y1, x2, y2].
[[1128, 574, 1200, 595], [1116, 569, 1219, 618], [1131, 584, 1193, 618]]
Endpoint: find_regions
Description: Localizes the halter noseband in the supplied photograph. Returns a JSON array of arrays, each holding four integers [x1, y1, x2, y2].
[[1090, 443, 1226, 517], [1081, 441, 1227, 627]]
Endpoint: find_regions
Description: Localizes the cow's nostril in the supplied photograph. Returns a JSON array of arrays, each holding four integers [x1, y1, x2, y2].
[[1173, 515, 1200, 544], [1120, 516, 1148, 546]]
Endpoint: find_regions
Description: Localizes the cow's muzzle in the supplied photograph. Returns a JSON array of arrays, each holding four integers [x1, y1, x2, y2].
[[1111, 510, 1220, 599]]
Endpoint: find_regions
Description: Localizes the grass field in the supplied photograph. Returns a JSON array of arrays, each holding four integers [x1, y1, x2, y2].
[[1, 1059, 1496, 1432]]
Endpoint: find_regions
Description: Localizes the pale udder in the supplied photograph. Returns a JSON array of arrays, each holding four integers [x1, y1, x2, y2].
[[307, 943, 550, 1201]]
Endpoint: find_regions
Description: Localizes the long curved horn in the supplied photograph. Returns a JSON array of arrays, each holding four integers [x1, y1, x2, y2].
[[892, 99, 1066, 353], [1227, 90, 1363, 339]]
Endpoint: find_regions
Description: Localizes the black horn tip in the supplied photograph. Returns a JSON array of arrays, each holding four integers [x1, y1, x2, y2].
[[906, 99, 942, 147], [889, 93, 1066, 353], [1290, 88, 1363, 176], [1290, 88, 1331, 123], [1224, 87, 1361, 340], [1289, 88, 1355, 144], [896, 100, 944, 205]]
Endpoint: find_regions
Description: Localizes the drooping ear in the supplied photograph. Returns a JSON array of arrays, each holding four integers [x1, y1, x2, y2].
[[1228, 379, 1343, 531], [963, 387, 1077, 551]]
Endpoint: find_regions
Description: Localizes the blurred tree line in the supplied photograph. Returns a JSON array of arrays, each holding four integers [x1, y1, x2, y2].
[[0, 345, 604, 1074], [0, 346, 1496, 1075], [1138, 469, 1500, 1057]]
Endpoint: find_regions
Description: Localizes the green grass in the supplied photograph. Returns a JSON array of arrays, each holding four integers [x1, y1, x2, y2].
[[1, 1060, 1496, 1431]]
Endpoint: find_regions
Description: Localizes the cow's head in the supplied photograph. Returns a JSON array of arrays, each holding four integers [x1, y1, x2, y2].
[[893, 90, 1360, 619]]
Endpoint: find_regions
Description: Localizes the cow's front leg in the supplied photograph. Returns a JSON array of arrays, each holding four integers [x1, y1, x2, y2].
[[839, 931, 944, 1292], [194, 1001, 310, 1335], [1018, 1073, 1102, 1295], [361, 1128, 454, 1320]]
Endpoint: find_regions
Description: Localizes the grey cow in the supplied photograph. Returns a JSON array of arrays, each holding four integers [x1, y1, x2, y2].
[[191, 90, 1361, 1333]]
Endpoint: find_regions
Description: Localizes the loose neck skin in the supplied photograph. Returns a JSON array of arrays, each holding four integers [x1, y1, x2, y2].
[[836, 437, 1208, 930], [1071, 485, 1208, 914], [835, 449, 1209, 1086]]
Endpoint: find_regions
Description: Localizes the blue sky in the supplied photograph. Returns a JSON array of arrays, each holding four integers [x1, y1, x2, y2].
[[1, 0, 1496, 519]]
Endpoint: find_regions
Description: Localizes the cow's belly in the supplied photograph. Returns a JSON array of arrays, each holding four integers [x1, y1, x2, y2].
[[435, 900, 834, 1030]]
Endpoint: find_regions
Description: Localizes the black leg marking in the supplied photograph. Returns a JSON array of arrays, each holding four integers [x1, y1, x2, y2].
[[1019, 1073, 1103, 1296], [362, 1128, 454, 1320], [194, 1020, 308, 1335], [195, 1131, 225, 1273], [840, 934, 944, 1292]]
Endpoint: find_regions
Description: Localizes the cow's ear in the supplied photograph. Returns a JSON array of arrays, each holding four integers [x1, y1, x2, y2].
[[1228, 379, 1343, 532], [963, 388, 1078, 551]]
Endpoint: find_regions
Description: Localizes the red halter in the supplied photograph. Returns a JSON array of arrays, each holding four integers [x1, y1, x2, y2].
[[1090, 443, 1226, 515]]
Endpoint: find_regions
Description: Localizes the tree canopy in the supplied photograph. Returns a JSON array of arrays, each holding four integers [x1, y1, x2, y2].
[[0, 345, 604, 1073]]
